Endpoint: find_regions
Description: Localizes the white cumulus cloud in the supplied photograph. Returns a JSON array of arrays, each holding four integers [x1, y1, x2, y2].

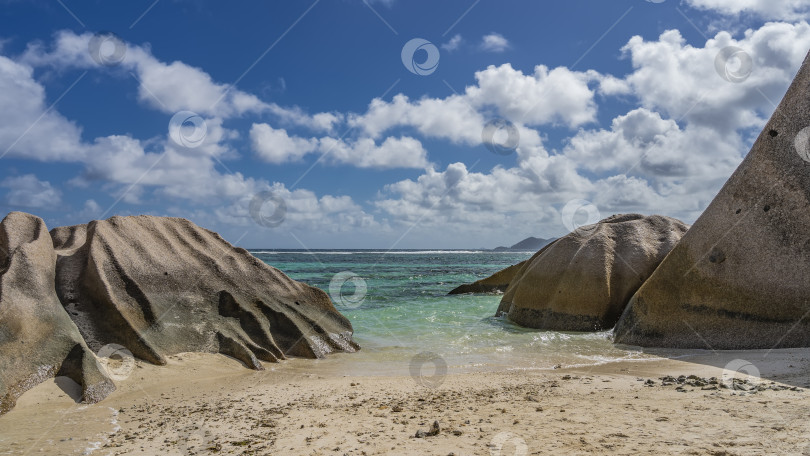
[[685, 0, 810, 21], [250, 123, 430, 169], [1, 174, 62, 209], [4, 17, 810, 246], [620, 23, 810, 134], [21, 31, 340, 132], [480, 33, 510, 52], [348, 62, 606, 153], [250, 123, 318, 164], [442, 34, 463, 52]]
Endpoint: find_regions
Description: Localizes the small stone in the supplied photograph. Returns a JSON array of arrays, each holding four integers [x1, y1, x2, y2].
[[415, 421, 441, 438]]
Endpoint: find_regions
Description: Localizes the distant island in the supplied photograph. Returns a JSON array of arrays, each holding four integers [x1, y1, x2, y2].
[[491, 236, 555, 251]]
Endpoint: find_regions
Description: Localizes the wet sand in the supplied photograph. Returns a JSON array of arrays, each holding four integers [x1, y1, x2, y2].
[[2, 349, 810, 455]]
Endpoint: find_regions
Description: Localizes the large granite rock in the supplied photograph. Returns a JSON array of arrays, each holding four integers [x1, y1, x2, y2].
[[51, 215, 359, 367], [448, 260, 528, 294], [614, 51, 810, 349], [0, 213, 358, 415], [0, 212, 114, 415], [497, 214, 688, 331]]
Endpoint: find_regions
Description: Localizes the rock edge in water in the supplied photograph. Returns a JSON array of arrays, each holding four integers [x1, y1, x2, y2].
[[497, 214, 688, 331], [448, 261, 528, 294]]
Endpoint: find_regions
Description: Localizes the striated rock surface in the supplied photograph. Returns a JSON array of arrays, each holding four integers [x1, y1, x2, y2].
[[51, 215, 359, 367], [497, 214, 688, 331], [448, 260, 528, 294], [0, 213, 358, 415], [614, 51, 810, 349], [0, 212, 114, 415]]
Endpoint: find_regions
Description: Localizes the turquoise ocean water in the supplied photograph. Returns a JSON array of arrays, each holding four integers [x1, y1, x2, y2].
[[252, 249, 657, 376]]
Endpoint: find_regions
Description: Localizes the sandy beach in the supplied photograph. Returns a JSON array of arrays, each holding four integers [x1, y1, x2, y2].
[[2, 349, 809, 456]]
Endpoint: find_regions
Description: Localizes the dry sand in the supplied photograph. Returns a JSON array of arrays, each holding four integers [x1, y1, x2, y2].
[[2, 349, 810, 455]]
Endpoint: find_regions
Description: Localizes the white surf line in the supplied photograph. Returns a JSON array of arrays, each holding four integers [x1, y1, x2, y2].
[[83, 407, 120, 455]]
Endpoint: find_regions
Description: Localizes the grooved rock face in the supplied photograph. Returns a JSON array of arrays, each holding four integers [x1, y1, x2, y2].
[[614, 51, 810, 350], [0, 212, 358, 415], [0, 212, 114, 415], [497, 214, 688, 331], [51, 215, 359, 368]]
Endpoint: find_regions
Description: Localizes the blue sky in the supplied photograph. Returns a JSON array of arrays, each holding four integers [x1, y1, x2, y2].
[[1, 0, 809, 248]]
